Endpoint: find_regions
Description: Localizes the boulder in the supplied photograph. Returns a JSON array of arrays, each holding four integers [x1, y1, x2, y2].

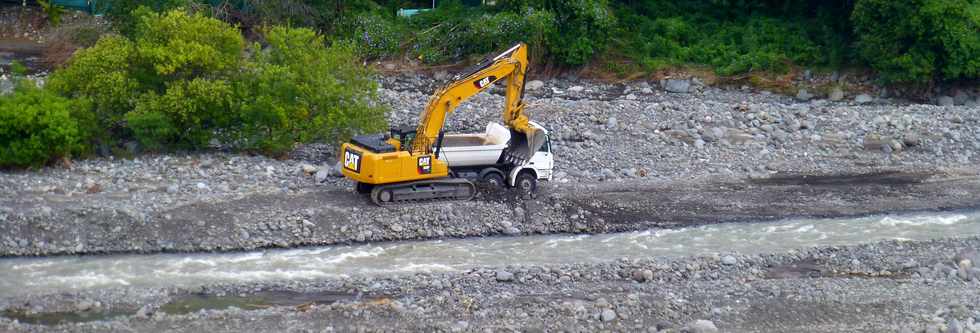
[[664, 79, 691, 93]]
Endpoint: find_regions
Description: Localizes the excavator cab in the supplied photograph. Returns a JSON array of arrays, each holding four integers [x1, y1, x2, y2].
[[388, 125, 417, 153]]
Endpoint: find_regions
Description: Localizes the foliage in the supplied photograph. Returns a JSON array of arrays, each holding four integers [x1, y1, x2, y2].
[[852, 0, 980, 83], [0, 82, 90, 168], [133, 9, 244, 80], [341, 13, 406, 59], [9, 60, 28, 76], [95, 0, 191, 36], [47, 9, 387, 156], [38, 0, 65, 26], [47, 35, 139, 133], [617, 14, 822, 75], [233, 27, 387, 155]]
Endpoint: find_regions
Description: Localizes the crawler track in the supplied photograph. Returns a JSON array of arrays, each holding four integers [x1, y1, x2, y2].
[[369, 178, 477, 206]]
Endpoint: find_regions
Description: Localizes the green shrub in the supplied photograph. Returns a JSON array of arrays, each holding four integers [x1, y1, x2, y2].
[[128, 78, 234, 150], [233, 26, 387, 155], [96, 0, 191, 36], [47, 35, 138, 131], [852, 0, 980, 83], [9, 60, 28, 76], [342, 13, 406, 59], [133, 9, 244, 79], [50, 9, 388, 155], [38, 0, 65, 26], [0, 82, 90, 167]]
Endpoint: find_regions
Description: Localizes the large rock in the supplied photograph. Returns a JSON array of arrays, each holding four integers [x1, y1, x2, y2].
[[686, 319, 719, 333], [829, 87, 844, 101], [664, 79, 691, 93], [937, 96, 955, 106], [854, 94, 873, 104], [795, 89, 813, 101], [495, 270, 514, 282], [525, 80, 544, 91], [953, 90, 970, 105]]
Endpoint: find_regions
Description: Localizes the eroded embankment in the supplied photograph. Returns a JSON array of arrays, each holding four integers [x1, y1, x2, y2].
[[2, 170, 980, 257]]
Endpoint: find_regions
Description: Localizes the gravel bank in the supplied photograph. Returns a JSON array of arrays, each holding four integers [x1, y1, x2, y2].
[[1, 77, 979, 256], [2, 237, 980, 332]]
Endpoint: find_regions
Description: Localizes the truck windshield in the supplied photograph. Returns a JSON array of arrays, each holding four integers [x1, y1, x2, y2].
[[538, 136, 551, 153]]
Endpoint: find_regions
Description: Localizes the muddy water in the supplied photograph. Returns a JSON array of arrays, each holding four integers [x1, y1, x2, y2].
[[1, 210, 978, 298]]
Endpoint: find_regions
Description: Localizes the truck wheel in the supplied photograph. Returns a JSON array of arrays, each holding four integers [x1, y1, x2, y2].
[[515, 171, 537, 193], [355, 182, 374, 194], [482, 172, 504, 188]]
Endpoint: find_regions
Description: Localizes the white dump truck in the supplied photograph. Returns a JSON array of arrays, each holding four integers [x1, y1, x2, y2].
[[438, 121, 553, 192]]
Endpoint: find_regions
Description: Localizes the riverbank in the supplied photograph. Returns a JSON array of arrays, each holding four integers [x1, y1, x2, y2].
[[2, 234, 979, 332], [2, 76, 980, 256]]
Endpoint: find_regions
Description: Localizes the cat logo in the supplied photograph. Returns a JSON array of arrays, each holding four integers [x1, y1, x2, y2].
[[343, 148, 361, 173], [417, 155, 432, 174], [474, 76, 496, 89]]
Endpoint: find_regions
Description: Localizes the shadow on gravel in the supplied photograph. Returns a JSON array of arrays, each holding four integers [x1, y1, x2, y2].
[[764, 258, 912, 280], [160, 290, 388, 315], [1, 291, 391, 325], [1, 308, 133, 326], [750, 171, 932, 186]]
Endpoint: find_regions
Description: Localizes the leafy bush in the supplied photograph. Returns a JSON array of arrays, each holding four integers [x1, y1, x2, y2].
[[38, 0, 66, 26], [47, 35, 139, 133], [0, 82, 90, 167], [852, 0, 980, 83], [9, 60, 28, 76], [48, 9, 387, 156], [96, 0, 191, 36], [133, 9, 244, 79], [128, 78, 234, 150], [233, 27, 387, 155], [342, 13, 406, 59]]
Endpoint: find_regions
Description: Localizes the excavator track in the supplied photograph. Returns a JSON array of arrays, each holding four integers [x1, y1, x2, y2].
[[370, 178, 476, 206]]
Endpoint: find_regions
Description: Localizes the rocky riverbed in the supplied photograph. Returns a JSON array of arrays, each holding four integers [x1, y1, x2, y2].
[[2, 236, 980, 332], [1, 75, 980, 332], [1, 76, 979, 256]]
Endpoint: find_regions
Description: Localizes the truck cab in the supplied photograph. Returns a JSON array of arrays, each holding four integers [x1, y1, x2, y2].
[[508, 122, 553, 192]]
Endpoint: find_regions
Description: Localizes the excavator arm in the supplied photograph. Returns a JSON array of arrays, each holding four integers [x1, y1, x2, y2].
[[411, 43, 545, 160]]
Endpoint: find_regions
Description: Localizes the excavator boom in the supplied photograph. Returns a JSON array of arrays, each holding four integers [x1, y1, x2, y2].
[[413, 43, 545, 160]]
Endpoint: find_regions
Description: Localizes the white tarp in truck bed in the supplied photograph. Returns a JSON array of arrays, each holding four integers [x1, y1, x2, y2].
[[439, 123, 511, 167]]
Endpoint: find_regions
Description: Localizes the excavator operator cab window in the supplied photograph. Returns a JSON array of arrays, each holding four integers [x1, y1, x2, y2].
[[390, 126, 417, 153]]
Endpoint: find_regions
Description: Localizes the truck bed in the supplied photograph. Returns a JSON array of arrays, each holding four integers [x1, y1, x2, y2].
[[438, 123, 511, 167]]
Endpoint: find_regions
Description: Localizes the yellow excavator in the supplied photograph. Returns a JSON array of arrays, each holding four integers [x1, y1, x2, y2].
[[339, 43, 550, 205]]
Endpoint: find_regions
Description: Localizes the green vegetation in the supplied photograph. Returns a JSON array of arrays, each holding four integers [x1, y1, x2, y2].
[[78, 0, 980, 83], [2, 8, 387, 167], [38, 0, 66, 26], [4, 0, 977, 167], [0, 82, 91, 167], [852, 0, 980, 83]]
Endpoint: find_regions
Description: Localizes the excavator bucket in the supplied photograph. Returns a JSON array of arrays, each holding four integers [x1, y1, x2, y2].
[[505, 127, 547, 164], [525, 126, 547, 156]]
